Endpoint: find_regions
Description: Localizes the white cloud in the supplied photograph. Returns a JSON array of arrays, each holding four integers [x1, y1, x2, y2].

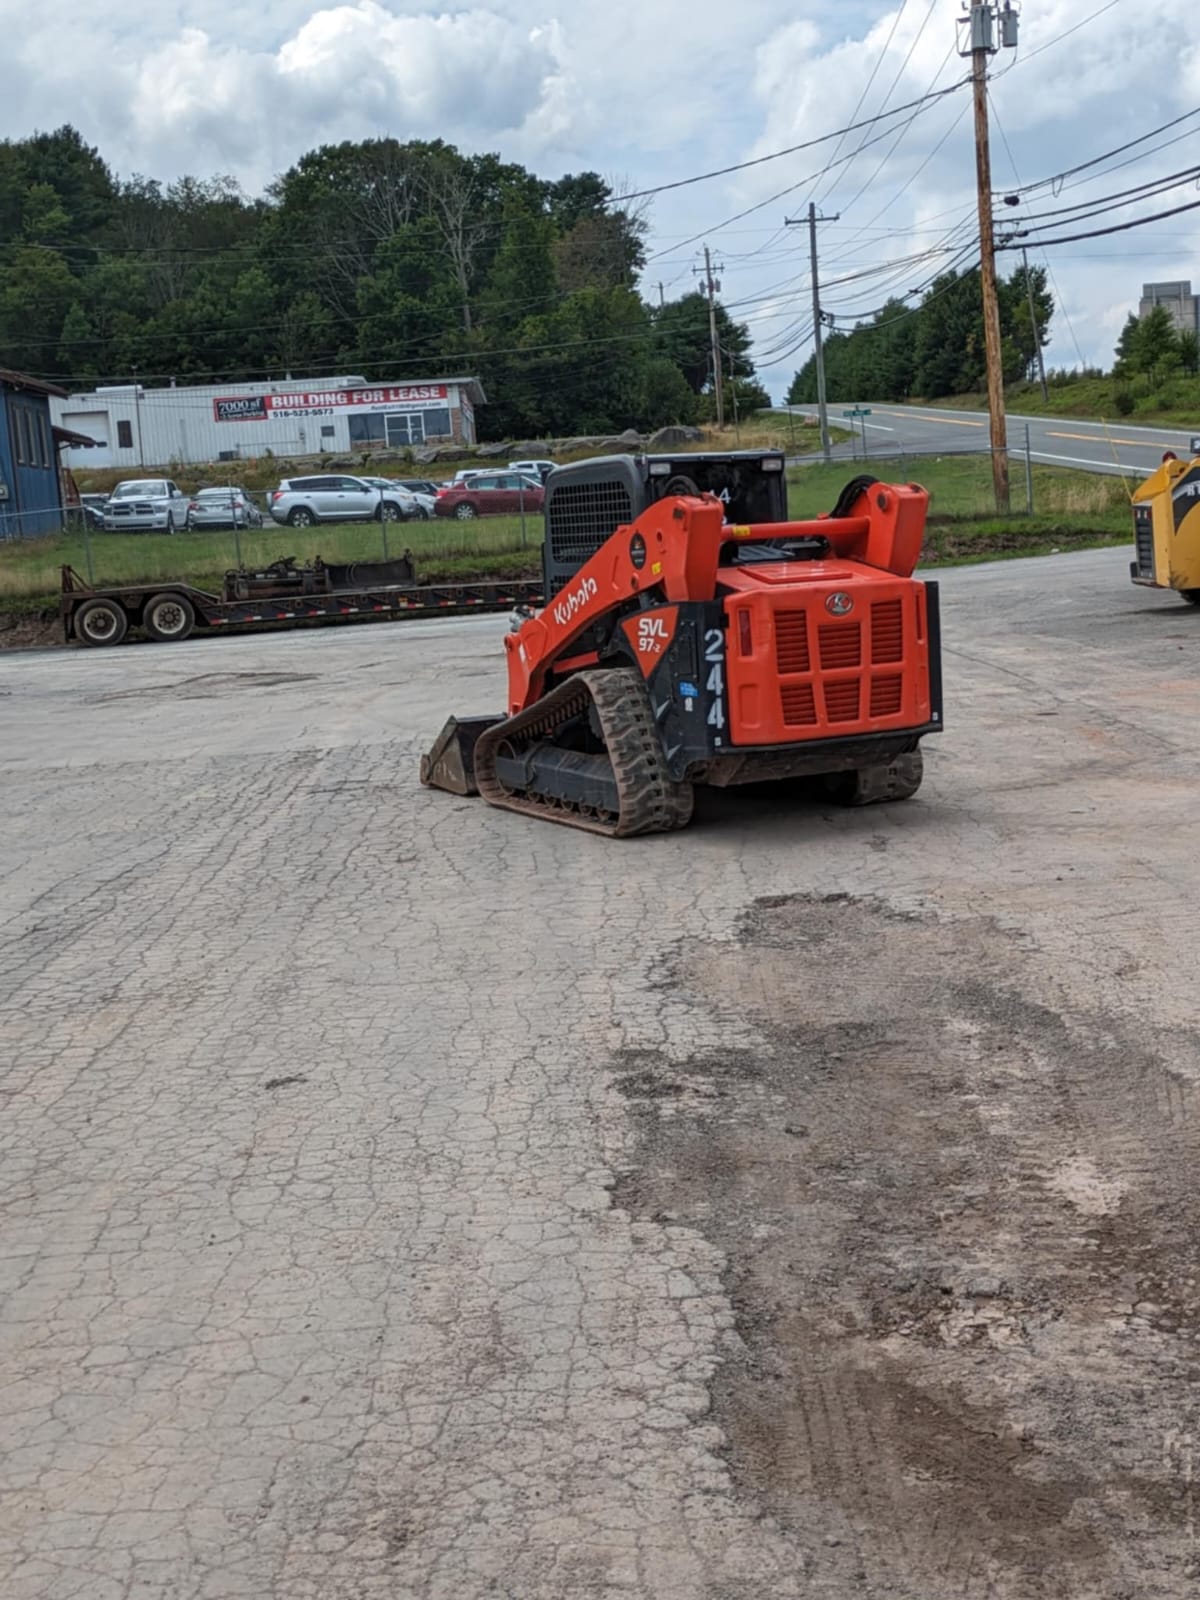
[[0, 0, 1195, 391]]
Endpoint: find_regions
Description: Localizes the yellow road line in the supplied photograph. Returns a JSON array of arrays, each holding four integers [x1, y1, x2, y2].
[[1046, 430, 1171, 448], [871, 408, 984, 428]]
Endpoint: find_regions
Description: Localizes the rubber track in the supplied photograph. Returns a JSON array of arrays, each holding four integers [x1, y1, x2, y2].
[[473, 667, 694, 838]]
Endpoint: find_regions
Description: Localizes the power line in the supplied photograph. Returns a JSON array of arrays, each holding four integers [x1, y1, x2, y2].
[[1008, 162, 1200, 225], [615, 79, 969, 203], [645, 91, 964, 265], [1017, 0, 1124, 64], [821, 0, 945, 214], [810, 0, 912, 209], [998, 193, 1200, 250], [1002, 104, 1200, 199]]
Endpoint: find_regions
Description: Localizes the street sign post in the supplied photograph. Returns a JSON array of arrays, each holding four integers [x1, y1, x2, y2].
[[843, 408, 872, 460]]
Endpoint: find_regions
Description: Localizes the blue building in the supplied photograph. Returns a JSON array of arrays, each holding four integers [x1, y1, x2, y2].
[[0, 368, 69, 538]]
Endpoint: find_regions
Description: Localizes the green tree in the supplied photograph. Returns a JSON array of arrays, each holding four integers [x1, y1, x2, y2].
[[21, 182, 70, 243], [638, 356, 698, 429], [0, 245, 77, 372], [1116, 303, 1180, 377], [478, 203, 558, 336], [655, 292, 755, 395], [58, 301, 98, 381]]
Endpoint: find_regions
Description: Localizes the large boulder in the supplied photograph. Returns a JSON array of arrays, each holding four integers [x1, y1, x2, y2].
[[474, 439, 510, 458], [647, 425, 705, 450]]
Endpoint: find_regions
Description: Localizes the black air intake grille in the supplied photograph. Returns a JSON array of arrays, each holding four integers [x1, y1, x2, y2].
[[1134, 506, 1154, 578], [546, 479, 635, 592]]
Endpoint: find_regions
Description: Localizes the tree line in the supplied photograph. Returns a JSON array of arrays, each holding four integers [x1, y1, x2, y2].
[[0, 126, 767, 439], [786, 263, 1054, 404]]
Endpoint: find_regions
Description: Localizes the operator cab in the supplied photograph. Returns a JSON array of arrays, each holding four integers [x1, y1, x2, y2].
[[542, 450, 789, 597]]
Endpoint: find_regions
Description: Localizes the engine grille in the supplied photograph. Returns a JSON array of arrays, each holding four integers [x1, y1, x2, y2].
[[780, 683, 817, 725], [545, 479, 634, 594], [818, 622, 862, 670], [871, 599, 904, 663], [870, 675, 903, 717], [774, 611, 810, 673], [759, 592, 918, 741], [1133, 506, 1154, 578], [824, 680, 861, 723]]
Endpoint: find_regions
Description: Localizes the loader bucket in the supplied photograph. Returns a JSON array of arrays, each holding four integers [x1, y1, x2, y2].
[[419, 715, 503, 795]]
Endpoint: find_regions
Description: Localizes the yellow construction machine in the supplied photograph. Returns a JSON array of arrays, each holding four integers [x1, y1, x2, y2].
[[1130, 446, 1200, 604]]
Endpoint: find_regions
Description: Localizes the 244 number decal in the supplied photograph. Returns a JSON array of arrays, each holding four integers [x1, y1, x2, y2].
[[704, 627, 726, 738]]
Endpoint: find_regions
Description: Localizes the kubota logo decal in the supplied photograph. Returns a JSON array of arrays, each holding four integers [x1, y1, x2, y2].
[[826, 591, 853, 616], [620, 607, 679, 677], [552, 576, 598, 628]]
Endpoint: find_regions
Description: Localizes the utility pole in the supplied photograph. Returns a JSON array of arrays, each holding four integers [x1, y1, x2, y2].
[[657, 281, 665, 307], [1021, 246, 1049, 403], [695, 246, 725, 429], [960, 0, 1019, 513], [784, 204, 838, 464]]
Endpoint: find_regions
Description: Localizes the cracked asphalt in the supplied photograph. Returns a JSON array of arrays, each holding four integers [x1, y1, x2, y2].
[[2, 547, 1199, 1599]]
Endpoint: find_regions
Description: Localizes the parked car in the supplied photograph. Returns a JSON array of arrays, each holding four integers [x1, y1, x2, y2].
[[267, 474, 411, 528], [77, 494, 107, 530], [396, 478, 441, 499], [508, 459, 557, 482], [360, 477, 426, 519], [435, 472, 545, 520], [186, 487, 264, 530], [449, 468, 487, 486], [102, 479, 188, 534]]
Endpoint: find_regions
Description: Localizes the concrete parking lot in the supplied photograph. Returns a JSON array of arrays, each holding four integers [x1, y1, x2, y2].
[[2, 547, 1199, 1599]]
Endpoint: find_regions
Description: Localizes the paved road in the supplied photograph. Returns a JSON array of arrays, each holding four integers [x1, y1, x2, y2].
[[788, 400, 1199, 478], [2, 561, 1200, 1599]]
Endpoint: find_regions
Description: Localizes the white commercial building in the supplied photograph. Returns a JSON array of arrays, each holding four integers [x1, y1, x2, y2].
[[50, 373, 486, 470]]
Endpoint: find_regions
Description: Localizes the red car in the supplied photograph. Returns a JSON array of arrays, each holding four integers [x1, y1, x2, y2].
[[435, 471, 545, 520]]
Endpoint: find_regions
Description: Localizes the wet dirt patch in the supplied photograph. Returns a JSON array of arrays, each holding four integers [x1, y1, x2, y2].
[[613, 894, 1200, 1599]]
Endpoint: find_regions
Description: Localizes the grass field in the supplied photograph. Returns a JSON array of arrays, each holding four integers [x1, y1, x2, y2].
[[0, 454, 1133, 615], [915, 378, 1200, 429], [0, 513, 540, 608]]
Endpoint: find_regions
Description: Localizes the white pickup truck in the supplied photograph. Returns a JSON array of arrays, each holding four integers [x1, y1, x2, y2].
[[102, 479, 189, 534]]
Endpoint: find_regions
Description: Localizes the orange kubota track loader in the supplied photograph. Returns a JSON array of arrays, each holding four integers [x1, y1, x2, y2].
[[420, 451, 942, 837]]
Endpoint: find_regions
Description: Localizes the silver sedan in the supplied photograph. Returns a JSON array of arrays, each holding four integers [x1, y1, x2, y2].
[[186, 487, 264, 530]]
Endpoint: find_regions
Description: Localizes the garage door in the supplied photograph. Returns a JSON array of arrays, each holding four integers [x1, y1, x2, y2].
[[60, 411, 111, 467]]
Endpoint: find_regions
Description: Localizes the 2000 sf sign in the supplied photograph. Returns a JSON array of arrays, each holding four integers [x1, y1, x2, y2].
[[212, 384, 449, 423]]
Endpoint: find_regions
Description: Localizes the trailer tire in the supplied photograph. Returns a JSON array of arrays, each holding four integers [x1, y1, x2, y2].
[[142, 592, 196, 643], [1179, 589, 1200, 606], [74, 597, 129, 647]]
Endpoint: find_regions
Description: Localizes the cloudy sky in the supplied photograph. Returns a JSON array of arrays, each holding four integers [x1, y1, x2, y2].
[[1, 0, 1193, 396]]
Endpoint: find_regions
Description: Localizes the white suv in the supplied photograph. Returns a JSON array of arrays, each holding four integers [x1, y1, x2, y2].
[[267, 474, 412, 528], [509, 459, 556, 482], [102, 479, 188, 533]]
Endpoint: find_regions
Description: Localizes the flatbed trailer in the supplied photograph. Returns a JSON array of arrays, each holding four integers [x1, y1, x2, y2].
[[59, 563, 544, 647]]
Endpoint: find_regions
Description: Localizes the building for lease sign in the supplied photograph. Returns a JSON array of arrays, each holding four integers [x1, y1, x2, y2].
[[213, 384, 449, 422]]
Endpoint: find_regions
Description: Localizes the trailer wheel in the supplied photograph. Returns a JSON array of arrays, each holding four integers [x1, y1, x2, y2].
[[142, 592, 196, 642], [74, 597, 129, 648], [1179, 589, 1200, 605]]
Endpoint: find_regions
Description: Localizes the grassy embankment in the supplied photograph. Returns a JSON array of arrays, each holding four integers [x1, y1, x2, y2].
[[914, 377, 1200, 430], [0, 451, 1131, 619]]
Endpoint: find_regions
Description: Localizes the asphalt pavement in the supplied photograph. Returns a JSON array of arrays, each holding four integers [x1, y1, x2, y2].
[[787, 400, 1199, 478], [3, 555, 1200, 1599]]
